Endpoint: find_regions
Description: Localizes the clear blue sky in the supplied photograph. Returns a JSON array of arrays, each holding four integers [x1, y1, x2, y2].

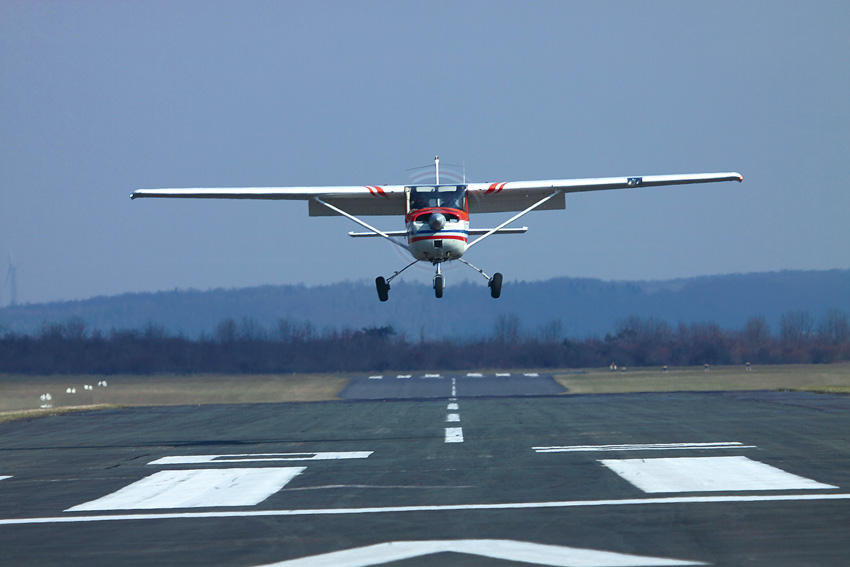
[[2, 1, 848, 305]]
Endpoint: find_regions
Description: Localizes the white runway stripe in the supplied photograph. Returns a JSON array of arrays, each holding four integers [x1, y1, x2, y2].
[[66, 467, 304, 511], [534, 442, 754, 453], [7, 493, 850, 526], [600, 456, 837, 493], [445, 427, 464, 443], [149, 452, 371, 466]]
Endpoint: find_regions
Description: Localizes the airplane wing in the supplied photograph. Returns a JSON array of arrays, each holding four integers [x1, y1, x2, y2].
[[130, 172, 742, 217], [130, 185, 408, 216], [465, 172, 743, 214]]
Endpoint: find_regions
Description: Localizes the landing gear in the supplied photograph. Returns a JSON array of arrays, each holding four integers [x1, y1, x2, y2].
[[458, 258, 503, 299], [376, 276, 390, 302], [433, 262, 444, 298], [375, 259, 420, 302], [434, 274, 444, 298], [489, 272, 503, 298]]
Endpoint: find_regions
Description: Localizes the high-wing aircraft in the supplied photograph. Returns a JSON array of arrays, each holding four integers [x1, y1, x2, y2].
[[130, 157, 742, 301]]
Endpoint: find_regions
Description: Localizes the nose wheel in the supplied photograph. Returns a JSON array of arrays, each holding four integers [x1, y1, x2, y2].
[[433, 274, 444, 298], [433, 262, 444, 298]]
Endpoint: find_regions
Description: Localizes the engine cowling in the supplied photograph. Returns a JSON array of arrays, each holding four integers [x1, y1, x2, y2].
[[428, 212, 446, 231]]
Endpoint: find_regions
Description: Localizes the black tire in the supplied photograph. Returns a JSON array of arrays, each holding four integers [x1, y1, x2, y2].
[[434, 275, 444, 299], [376, 277, 390, 302], [489, 272, 503, 298]]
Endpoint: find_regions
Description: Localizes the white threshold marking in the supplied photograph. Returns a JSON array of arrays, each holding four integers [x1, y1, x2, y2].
[[446, 413, 460, 423], [466, 373, 483, 377], [496, 372, 511, 377], [396, 375, 411, 379], [423, 374, 441, 378], [67, 467, 304, 511], [149, 451, 372, 466], [445, 427, 464, 443], [523, 373, 539, 377], [253, 539, 704, 567], [600, 456, 837, 493], [534, 442, 754, 453], [368, 375, 383, 380], [7, 493, 850, 526], [447, 403, 459, 411]]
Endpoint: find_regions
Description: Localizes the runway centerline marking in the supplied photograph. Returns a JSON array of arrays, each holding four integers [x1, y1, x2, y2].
[[0, 476, 11, 482], [447, 403, 459, 411], [534, 442, 754, 453], [66, 467, 305, 512], [149, 451, 372, 465], [600, 456, 838, 493], [7, 493, 850, 526], [446, 413, 461, 423], [445, 427, 464, 443]]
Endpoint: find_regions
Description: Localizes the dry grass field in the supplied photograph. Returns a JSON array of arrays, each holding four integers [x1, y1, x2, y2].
[[1, 364, 849, 424], [553, 363, 850, 395]]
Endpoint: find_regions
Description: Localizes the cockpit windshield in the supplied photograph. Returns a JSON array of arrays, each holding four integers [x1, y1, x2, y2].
[[408, 185, 467, 212]]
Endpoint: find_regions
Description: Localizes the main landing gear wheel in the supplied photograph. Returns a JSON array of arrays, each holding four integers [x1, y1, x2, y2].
[[433, 274, 444, 299], [376, 276, 390, 302], [489, 272, 503, 299]]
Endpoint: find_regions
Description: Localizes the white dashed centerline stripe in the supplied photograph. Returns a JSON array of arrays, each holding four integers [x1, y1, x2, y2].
[[0, 476, 11, 482], [445, 377, 463, 442], [445, 427, 464, 443]]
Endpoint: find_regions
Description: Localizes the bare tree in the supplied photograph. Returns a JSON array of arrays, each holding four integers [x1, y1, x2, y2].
[[818, 309, 849, 345]]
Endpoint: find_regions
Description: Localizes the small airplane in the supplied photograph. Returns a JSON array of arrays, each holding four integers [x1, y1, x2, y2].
[[130, 157, 742, 301]]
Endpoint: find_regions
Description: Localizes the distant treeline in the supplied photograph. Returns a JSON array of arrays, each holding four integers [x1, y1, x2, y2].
[[1, 310, 849, 375]]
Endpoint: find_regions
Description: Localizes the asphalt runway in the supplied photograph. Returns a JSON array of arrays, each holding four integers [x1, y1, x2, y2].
[[1, 373, 849, 566]]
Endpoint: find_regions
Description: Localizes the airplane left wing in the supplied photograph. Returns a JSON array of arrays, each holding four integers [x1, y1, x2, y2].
[[130, 185, 408, 216], [466, 172, 743, 214]]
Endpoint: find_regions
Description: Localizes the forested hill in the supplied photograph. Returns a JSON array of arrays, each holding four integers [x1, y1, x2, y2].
[[1, 269, 848, 339]]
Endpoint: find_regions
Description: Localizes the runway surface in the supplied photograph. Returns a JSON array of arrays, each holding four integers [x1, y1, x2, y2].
[[1, 372, 849, 566]]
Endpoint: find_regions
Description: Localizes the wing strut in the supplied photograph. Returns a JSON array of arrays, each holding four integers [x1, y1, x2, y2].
[[466, 190, 564, 250], [312, 197, 410, 253]]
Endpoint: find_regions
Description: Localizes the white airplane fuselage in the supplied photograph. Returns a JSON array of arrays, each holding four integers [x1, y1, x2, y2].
[[406, 206, 469, 262], [405, 184, 470, 263]]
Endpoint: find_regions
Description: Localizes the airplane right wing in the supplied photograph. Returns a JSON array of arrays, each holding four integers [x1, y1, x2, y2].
[[465, 172, 743, 214]]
